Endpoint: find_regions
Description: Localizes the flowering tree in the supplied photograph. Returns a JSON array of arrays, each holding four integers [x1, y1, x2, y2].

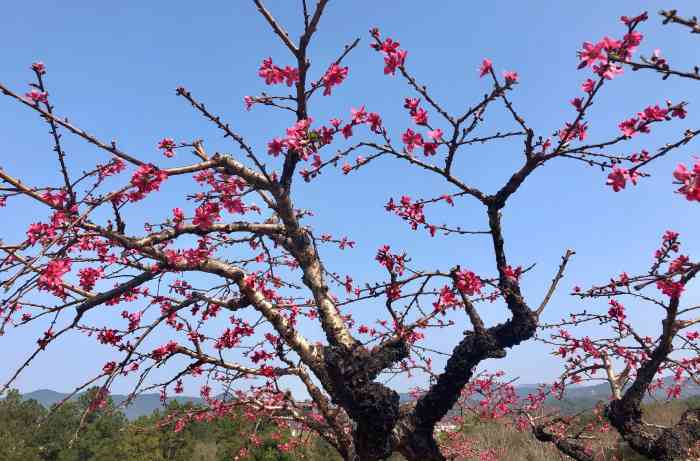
[[528, 10, 700, 461], [440, 11, 700, 461], [0, 3, 698, 461]]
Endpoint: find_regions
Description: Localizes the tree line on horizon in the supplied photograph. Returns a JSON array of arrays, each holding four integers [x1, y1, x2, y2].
[[2, 386, 699, 460]]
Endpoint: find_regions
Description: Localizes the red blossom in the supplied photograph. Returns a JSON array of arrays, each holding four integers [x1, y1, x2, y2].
[[321, 64, 349, 96], [673, 160, 700, 202], [387, 283, 402, 301], [423, 142, 437, 156], [427, 128, 443, 141], [267, 137, 284, 156], [558, 121, 588, 143], [78, 267, 103, 291], [158, 137, 177, 158], [581, 78, 596, 94], [402, 128, 423, 153], [152, 340, 178, 361], [412, 107, 428, 125], [371, 37, 407, 75], [657, 278, 684, 299], [375, 245, 405, 275], [129, 164, 168, 202], [26, 89, 48, 103], [503, 70, 519, 84], [479, 58, 493, 78], [38, 259, 71, 298], [608, 299, 626, 321], [454, 269, 482, 296], [258, 57, 299, 86], [606, 166, 638, 192], [172, 207, 185, 225], [367, 112, 383, 133], [31, 61, 46, 74], [193, 202, 220, 229]]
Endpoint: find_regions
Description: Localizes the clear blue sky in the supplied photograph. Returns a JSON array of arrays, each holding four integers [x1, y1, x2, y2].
[[1, 1, 699, 397]]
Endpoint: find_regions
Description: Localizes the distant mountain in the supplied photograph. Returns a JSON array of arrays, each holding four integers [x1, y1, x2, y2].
[[400, 378, 700, 415], [20, 389, 204, 420], [16, 377, 700, 420]]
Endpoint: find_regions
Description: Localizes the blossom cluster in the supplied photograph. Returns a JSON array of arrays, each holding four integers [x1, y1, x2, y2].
[[454, 269, 482, 296], [258, 57, 299, 86], [370, 29, 407, 75], [128, 164, 168, 202], [673, 159, 700, 201], [38, 259, 71, 298]]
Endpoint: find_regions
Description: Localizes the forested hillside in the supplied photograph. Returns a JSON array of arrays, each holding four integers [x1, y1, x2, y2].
[[3, 387, 698, 460]]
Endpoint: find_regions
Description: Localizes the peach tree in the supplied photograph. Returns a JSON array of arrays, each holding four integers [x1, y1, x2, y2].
[[0, 3, 698, 461]]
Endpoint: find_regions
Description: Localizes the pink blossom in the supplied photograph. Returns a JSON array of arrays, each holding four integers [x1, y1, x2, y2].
[[578, 42, 605, 68], [657, 279, 684, 299], [172, 207, 184, 225], [98, 329, 121, 345], [606, 166, 638, 192], [412, 107, 428, 125], [26, 89, 48, 104], [158, 137, 176, 157], [102, 361, 117, 374], [503, 265, 523, 281], [375, 245, 405, 275], [193, 202, 220, 229], [402, 128, 423, 153], [622, 31, 643, 55], [427, 128, 443, 141], [267, 138, 284, 156], [404, 97, 420, 113], [570, 97, 584, 111], [673, 163, 692, 182], [663, 230, 680, 242], [38, 259, 71, 298], [638, 104, 668, 122], [671, 104, 687, 119], [383, 50, 407, 75], [621, 12, 649, 26], [387, 283, 402, 301], [581, 78, 596, 94], [503, 71, 518, 84], [322, 64, 349, 96], [454, 269, 482, 296], [594, 62, 624, 80], [98, 158, 126, 179], [129, 164, 168, 201], [618, 117, 638, 137], [433, 285, 458, 313], [366, 112, 383, 133], [479, 59, 493, 78], [351, 106, 367, 124], [673, 160, 700, 202], [152, 340, 178, 362], [258, 58, 298, 86], [158, 138, 176, 150], [608, 299, 626, 321], [558, 122, 587, 143], [31, 62, 46, 74], [78, 267, 103, 291], [371, 37, 407, 75]]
